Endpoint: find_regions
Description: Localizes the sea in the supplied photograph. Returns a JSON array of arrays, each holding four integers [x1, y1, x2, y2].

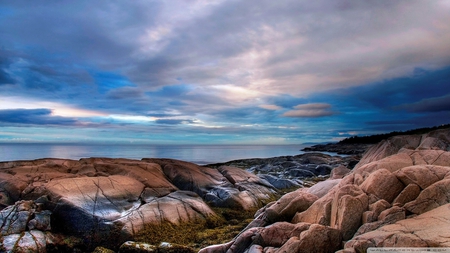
[[0, 143, 310, 165]]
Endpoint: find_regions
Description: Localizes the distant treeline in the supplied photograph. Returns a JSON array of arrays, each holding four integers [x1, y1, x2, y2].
[[339, 124, 450, 144]]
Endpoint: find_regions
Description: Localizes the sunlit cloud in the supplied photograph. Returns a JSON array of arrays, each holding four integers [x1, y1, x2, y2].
[[259, 104, 283, 110], [282, 103, 336, 118]]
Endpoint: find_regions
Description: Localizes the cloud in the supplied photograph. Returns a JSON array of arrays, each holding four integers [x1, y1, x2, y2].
[[0, 109, 79, 126], [259, 104, 283, 110], [106, 87, 145, 100], [0, 1, 449, 144], [154, 119, 196, 125], [400, 94, 450, 113], [282, 103, 336, 118]]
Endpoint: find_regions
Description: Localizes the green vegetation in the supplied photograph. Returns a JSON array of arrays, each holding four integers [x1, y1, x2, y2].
[[339, 124, 450, 144]]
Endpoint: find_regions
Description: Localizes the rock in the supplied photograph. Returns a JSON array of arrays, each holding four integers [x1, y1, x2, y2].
[[295, 224, 341, 253], [307, 179, 341, 198], [92, 246, 116, 253], [146, 160, 275, 210], [200, 128, 450, 253], [377, 206, 405, 222], [368, 199, 391, 218], [355, 206, 405, 237], [2, 230, 47, 253], [330, 184, 369, 240], [0, 157, 281, 250], [287, 168, 316, 178], [0, 200, 35, 236], [418, 136, 449, 150], [258, 174, 300, 189], [0, 173, 23, 208], [404, 178, 450, 214], [198, 241, 233, 253], [226, 222, 311, 253], [158, 242, 195, 253], [330, 165, 352, 179], [263, 190, 318, 223], [355, 128, 450, 169], [27, 209, 51, 231], [291, 184, 339, 225], [47, 175, 144, 231], [344, 203, 450, 251], [354, 152, 414, 175], [395, 165, 450, 189], [392, 183, 421, 206], [355, 135, 422, 168], [119, 191, 216, 236], [118, 241, 157, 252], [359, 168, 404, 203], [254, 222, 312, 248], [301, 143, 372, 155]]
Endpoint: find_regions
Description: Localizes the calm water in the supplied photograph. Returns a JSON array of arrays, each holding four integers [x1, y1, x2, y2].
[[0, 143, 308, 165]]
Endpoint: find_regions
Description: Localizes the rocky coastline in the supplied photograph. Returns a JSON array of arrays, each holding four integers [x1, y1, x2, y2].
[[1, 127, 450, 252], [300, 143, 372, 155]]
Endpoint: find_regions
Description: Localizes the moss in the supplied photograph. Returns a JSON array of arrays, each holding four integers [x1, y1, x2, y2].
[[91, 246, 115, 253], [133, 207, 260, 251]]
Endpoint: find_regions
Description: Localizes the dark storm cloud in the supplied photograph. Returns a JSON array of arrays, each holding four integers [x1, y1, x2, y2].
[[401, 94, 450, 113], [304, 66, 450, 132], [0, 109, 78, 126]]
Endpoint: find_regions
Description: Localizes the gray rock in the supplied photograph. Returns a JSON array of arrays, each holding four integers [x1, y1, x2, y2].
[[2, 230, 47, 253], [0, 200, 35, 236], [258, 174, 300, 189]]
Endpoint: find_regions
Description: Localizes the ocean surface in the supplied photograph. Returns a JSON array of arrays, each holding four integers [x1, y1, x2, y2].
[[0, 143, 309, 165]]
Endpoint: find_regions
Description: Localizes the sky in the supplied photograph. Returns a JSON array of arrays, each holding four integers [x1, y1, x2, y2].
[[0, 0, 450, 145]]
